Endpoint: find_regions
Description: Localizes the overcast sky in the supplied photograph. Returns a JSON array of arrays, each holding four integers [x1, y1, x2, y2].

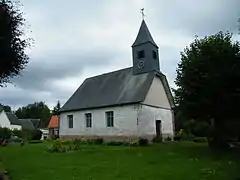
[[0, 0, 240, 110]]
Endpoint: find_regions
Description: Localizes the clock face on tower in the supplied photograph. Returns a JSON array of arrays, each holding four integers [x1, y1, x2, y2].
[[138, 60, 145, 69]]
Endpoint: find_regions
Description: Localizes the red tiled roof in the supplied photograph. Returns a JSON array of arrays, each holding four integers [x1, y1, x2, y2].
[[48, 115, 59, 128]]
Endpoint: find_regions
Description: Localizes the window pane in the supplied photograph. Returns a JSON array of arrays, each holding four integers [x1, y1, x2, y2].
[[67, 115, 73, 128], [85, 113, 92, 127], [152, 50, 157, 59], [106, 111, 114, 127], [137, 50, 145, 59]]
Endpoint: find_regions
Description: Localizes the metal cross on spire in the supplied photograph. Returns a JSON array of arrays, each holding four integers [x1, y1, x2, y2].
[[140, 8, 145, 20]]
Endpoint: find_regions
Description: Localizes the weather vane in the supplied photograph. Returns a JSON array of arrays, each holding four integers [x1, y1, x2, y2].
[[140, 8, 145, 20]]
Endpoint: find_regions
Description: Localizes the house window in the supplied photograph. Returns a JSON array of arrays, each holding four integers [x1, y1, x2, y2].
[[137, 50, 145, 59], [67, 115, 73, 128], [152, 50, 157, 59], [106, 111, 114, 127], [85, 113, 92, 128]]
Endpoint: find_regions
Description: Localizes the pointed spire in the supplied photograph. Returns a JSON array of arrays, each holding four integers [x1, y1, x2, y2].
[[132, 20, 158, 48]]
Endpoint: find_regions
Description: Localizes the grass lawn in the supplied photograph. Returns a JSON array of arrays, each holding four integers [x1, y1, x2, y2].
[[0, 142, 239, 180]]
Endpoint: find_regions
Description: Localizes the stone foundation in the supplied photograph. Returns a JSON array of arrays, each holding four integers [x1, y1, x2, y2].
[[59, 134, 174, 142], [60, 135, 155, 142]]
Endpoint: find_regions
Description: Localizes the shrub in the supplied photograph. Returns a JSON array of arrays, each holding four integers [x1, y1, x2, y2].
[[46, 139, 65, 153], [31, 130, 43, 140], [174, 135, 181, 141], [164, 136, 172, 142], [193, 137, 207, 143], [175, 129, 195, 141], [105, 141, 123, 146], [152, 136, 162, 143], [138, 138, 149, 146], [93, 138, 104, 145], [0, 127, 11, 139]]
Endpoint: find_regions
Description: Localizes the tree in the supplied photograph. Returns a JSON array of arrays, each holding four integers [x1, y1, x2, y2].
[[175, 32, 240, 148], [0, 103, 11, 112], [0, 0, 32, 86], [15, 102, 51, 128], [52, 100, 61, 115]]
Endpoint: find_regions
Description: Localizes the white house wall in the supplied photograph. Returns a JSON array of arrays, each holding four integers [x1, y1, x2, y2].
[[60, 105, 139, 137], [143, 76, 171, 109], [0, 111, 21, 130], [0, 111, 11, 128], [137, 105, 174, 138]]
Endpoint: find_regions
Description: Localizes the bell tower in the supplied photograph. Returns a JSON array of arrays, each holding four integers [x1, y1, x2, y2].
[[132, 19, 160, 75]]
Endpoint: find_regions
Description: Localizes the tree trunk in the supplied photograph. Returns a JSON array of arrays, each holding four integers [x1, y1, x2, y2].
[[207, 118, 229, 149]]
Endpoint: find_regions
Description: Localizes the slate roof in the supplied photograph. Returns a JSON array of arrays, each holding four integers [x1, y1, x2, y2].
[[19, 119, 40, 130], [60, 67, 156, 112], [60, 67, 174, 113], [132, 20, 158, 47], [5, 112, 21, 126]]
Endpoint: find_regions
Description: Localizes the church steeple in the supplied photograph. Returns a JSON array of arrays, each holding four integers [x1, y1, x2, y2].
[[132, 20, 158, 48], [132, 20, 160, 75]]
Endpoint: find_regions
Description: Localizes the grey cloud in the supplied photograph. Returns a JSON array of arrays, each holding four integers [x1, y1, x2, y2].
[[149, 0, 240, 36], [11, 48, 121, 91], [1, 0, 240, 108]]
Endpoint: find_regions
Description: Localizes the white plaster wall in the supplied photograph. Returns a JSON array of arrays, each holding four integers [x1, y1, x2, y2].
[[9, 124, 21, 130], [143, 76, 171, 109], [60, 105, 139, 137], [137, 105, 174, 137], [0, 111, 11, 128], [0, 111, 21, 130]]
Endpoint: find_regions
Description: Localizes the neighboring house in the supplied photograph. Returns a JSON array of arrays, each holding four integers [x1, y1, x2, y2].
[[48, 115, 59, 137], [19, 119, 40, 130], [59, 19, 175, 141], [0, 110, 21, 130]]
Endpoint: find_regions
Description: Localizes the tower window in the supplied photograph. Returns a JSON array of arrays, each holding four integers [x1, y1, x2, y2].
[[152, 50, 157, 59], [137, 50, 145, 59]]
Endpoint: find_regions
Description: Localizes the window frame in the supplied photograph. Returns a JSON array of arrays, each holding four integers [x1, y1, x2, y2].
[[85, 113, 92, 128], [67, 115, 73, 129], [106, 111, 114, 127]]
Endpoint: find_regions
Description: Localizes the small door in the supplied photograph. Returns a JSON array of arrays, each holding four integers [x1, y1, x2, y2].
[[156, 120, 162, 137]]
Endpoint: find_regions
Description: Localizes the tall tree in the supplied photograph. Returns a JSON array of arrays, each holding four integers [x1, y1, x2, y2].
[[0, 103, 11, 112], [52, 100, 61, 115], [175, 32, 240, 148], [0, 0, 32, 86], [15, 102, 51, 128]]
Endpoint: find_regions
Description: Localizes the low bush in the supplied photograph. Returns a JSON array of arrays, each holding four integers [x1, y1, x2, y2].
[[0, 127, 11, 140], [174, 135, 181, 141], [152, 136, 162, 143], [164, 136, 172, 142], [138, 138, 149, 146], [174, 130, 195, 141], [93, 138, 104, 145], [105, 141, 123, 146], [193, 137, 207, 143]]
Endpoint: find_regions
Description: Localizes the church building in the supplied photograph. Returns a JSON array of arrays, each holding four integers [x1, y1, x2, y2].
[[59, 19, 175, 141]]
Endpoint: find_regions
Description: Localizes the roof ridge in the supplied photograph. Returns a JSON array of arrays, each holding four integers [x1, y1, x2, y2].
[[85, 67, 132, 80]]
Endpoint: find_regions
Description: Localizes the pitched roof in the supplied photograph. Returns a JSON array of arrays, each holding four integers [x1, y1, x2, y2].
[[5, 112, 21, 125], [19, 119, 35, 130], [60, 67, 155, 112], [48, 115, 59, 128], [132, 20, 158, 47], [19, 119, 40, 130]]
